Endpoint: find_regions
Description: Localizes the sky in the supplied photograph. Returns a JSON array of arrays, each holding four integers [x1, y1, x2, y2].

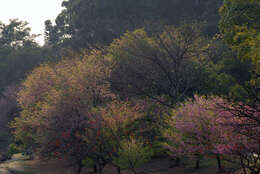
[[0, 0, 64, 45]]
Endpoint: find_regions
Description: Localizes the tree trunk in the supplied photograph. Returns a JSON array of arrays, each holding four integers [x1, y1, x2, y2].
[[77, 161, 83, 174], [96, 163, 103, 174], [240, 155, 247, 174], [216, 154, 222, 172], [170, 157, 181, 168], [29, 153, 34, 160], [195, 158, 200, 169], [93, 165, 97, 173], [175, 157, 180, 166], [117, 167, 121, 174]]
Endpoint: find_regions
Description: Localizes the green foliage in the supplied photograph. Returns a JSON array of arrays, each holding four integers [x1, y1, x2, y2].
[[108, 23, 251, 104], [198, 62, 236, 96], [109, 24, 207, 106], [89, 100, 145, 170], [0, 19, 38, 49], [228, 83, 249, 101], [82, 157, 96, 168], [131, 101, 170, 156], [194, 36, 252, 98], [0, 20, 54, 93], [219, 0, 260, 78], [45, 0, 222, 48], [113, 138, 153, 173], [8, 143, 21, 156], [0, 47, 52, 91]]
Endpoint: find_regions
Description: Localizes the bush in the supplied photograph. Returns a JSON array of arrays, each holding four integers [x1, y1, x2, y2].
[[8, 143, 21, 156], [113, 137, 153, 174]]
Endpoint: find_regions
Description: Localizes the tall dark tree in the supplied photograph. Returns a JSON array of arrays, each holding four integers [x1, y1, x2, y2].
[[44, 20, 60, 46], [0, 19, 53, 93], [45, 0, 223, 49], [0, 19, 37, 49]]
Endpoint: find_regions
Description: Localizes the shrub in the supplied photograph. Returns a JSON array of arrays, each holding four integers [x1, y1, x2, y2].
[[113, 137, 153, 174], [8, 143, 21, 156]]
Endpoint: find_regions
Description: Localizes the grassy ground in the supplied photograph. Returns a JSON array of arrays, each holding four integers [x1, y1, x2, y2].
[[0, 154, 240, 174]]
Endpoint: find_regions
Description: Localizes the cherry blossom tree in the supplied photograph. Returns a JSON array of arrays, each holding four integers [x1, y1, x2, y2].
[[220, 87, 260, 174], [163, 95, 259, 172]]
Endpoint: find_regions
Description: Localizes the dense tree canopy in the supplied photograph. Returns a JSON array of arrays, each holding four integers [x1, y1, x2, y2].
[[219, 0, 260, 82], [0, 19, 37, 49], [109, 24, 207, 106], [44, 0, 223, 49], [0, 20, 54, 92]]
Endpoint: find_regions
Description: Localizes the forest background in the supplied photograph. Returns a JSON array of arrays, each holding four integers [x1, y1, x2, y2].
[[0, 0, 259, 174]]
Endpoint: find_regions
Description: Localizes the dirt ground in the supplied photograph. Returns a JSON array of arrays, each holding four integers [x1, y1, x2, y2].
[[0, 154, 239, 174]]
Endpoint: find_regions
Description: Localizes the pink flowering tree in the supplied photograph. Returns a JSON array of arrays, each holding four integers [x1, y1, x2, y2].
[[164, 94, 260, 173], [163, 95, 244, 171], [219, 90, 260, 174]]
